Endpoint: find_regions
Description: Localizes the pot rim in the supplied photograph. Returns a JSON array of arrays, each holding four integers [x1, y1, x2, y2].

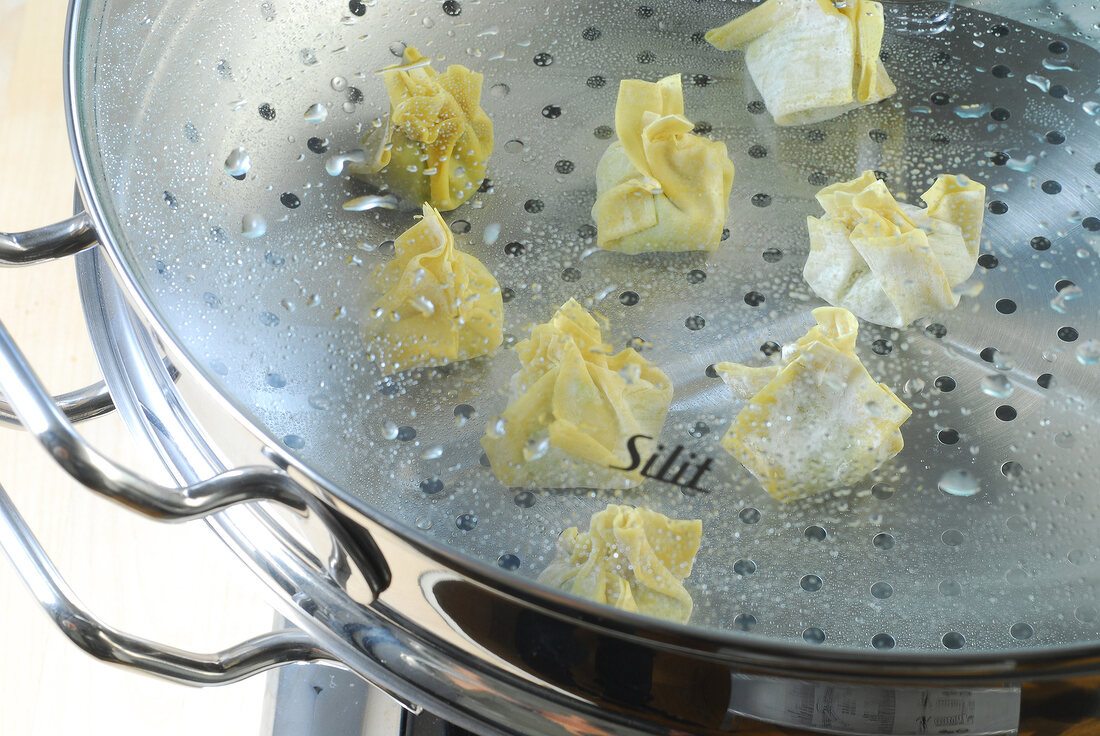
[[62, 0, 1100, 685]]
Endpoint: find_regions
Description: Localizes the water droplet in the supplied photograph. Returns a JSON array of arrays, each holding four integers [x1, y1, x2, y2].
[[421, 445, 444, 460], [991, 349, 1015, 371], [325, 150, 369, 176], [308, 393, 330, 410], [283, 434, 306, 449], [938, 469, 980, 497], [382, 421, 399, 440], [1084, 101, 1100, 116], [343, 194, 399, 211], [1025, 73, 1051, 92], [1006, 154, 1037, 172], [903, 377, 925, 395], [1050, 284, 1084, 314], [490, 82, 510, 97], [411, 295, 435, 316], [1076, 339, 1100, 365], [953, 279, 983, 298], [483, 223, 501, 245], [304, 103, 329, 123], [331, 76, 348, 91], [953, 102, 991, 118], [523, 437, 550, 462], [980, 374, 1013, 398], [242, 214, 267, 238], [415, 516, 433, 530], [224, 147, 251, 177], [1042, 57, 1078, 71]]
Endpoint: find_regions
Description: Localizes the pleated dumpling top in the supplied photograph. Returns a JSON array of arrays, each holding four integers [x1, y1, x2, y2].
[[537, 504, 702, 623], [716, 307, 911, 502], [363, 204, 503, 375], [706, 0, 896, 126], [803, 171, 986, 328], [592, 74, 735, 253], [352, 46, 493, 211], [481, 299, 673, 489]]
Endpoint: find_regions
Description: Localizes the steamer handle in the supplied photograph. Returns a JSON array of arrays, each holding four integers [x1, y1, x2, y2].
[[0, 212, 117, 425], [0, 309, 389, 583], [0, 482, 337, 685]]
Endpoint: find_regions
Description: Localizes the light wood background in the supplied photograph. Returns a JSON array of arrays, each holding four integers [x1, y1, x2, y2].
[[0, 1, 272, 733]]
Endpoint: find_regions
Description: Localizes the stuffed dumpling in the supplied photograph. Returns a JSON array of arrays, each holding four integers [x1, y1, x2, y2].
[[716, 307, 911, 502], [705, 0, 896, 126], [803, 171, 986, 328], [537, 504, 702, 623], [592, 74, 735, 254], [481, 299, 673, 489], [351, 46, 493, 212], [363, 204, 503, 374]]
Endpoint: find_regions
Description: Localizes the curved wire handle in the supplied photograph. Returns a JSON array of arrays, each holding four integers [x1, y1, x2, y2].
[[0, 213, 98, 266], [0, 482, 334, 685], [0, 315, 309, 519], [0, 310, 388, 587], [0, 380, 113, 427], [0, 357, 179, 428], [0, 212, 118, 426]]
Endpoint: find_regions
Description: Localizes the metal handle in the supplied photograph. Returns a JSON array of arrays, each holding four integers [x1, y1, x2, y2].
[[0, 309, 388, 586], [0, 212, 98, 266], [0, 358, 179, 428], [0, 313, 311, 518], [0, 481, 334, 685], [0, 211, 121, 426]]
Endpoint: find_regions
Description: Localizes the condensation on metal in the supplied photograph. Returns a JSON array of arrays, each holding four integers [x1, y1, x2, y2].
[[74, 0, 1100, 650]]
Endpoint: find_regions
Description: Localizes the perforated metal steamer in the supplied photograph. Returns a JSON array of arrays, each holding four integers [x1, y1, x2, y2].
[[3, 0, 1100, 733]]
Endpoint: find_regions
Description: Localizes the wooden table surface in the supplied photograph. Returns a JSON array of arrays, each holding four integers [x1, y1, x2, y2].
[[0, 1, 271, 733]]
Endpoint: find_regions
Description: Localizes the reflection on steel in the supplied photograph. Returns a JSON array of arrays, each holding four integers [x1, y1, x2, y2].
[[0, 359, 178, 428], [0, 482, 332, 685], [0, 379, 113, 427], [0, 212, 97, 266]]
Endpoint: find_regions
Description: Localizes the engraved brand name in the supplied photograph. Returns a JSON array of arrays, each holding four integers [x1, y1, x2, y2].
[[610, 434, 715, 493]]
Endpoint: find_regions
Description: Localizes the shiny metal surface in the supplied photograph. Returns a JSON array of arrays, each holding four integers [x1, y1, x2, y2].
[[0, 378, 113, 427], [262, 654, 412, 736], [76, 242, 1100, 734], [0, 480, 332, 685], [64, 0, 1100, 653], [0, 316, 308, 519], [0, 206, 119, 426], [0, 211, 96, 266]]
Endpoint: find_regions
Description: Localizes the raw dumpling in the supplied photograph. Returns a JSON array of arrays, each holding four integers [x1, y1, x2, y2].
[[537, 504, 702, 623], [351, 46, 493, 212], [705, 0, 896, 126], [592, 74, 735, 254], [363, 204, 503, 374], [716, 307, 911, 502], [803, 171, 986, 328], [481, 299, 673, 489]]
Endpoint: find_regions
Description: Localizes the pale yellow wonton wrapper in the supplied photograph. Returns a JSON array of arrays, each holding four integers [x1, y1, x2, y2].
[[538, 504, 702, 623], [351, 46, 493, 211], [716, 307, 912, 502], [592, 74, 735, 253], [481, 299, 673, 489], [803, 171, 986, 328], [706, 0, 896, 126], [363, 204, 503, 375]]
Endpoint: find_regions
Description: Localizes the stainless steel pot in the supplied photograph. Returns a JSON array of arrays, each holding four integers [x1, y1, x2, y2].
[[3, 0, 1100, 733]]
